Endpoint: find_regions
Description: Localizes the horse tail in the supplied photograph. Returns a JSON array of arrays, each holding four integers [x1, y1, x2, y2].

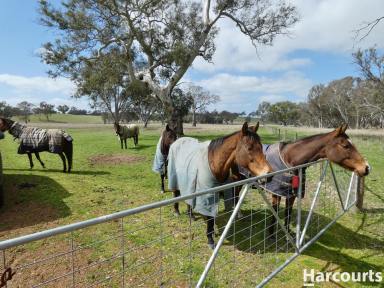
[[63, 133, 73, 172]]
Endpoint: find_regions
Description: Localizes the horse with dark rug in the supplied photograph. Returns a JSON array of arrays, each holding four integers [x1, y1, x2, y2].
[[114, 122, 139, 149], [255, 124, 370, 240], [152, 124, 177, 193], [0, 118, 73, 172], [168, 122, 273, 248]]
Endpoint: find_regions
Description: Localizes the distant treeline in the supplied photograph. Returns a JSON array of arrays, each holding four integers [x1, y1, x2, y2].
[[0, 101, 97, 122], [250, 76, 384, 129]]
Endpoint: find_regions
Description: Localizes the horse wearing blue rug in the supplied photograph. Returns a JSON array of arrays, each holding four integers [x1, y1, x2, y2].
[[168, 122, 272, 248]]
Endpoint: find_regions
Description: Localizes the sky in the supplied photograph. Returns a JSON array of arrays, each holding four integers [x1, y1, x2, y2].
[[0, 0, 383, 113]]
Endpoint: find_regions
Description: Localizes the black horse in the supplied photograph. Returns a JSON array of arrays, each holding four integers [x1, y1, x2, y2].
[[0, 118, 73, 173]]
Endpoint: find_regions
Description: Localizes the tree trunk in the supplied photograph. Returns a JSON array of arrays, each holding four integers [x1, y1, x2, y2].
[[144, 118, 149, 128], [192, 109, 197, 127], [168, 109, 184, 136]]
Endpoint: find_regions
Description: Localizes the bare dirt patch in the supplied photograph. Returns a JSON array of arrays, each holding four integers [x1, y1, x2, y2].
[[88, 154, 145, 166]]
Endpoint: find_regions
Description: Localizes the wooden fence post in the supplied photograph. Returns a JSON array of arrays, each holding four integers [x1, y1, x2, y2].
[[355, 176, 365, 211]]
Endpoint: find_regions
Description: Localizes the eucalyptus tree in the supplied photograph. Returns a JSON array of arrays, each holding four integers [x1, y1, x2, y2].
[[39, 0, 298, 132], [186, 84, 220, 127]]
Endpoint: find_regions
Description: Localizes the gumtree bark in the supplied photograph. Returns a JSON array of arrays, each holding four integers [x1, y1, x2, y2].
[[192, 109, 197, 127], [168, 108, 184, 136]]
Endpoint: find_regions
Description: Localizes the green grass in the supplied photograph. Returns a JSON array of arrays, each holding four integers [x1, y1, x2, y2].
[[0, 125, 383, 287], [14, 113, 103, 124]]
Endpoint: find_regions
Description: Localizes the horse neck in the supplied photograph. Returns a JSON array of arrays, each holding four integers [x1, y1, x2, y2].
[[281, 133, 332, 166], [8, 121, 22, 138], [208, 132, 240, 182]]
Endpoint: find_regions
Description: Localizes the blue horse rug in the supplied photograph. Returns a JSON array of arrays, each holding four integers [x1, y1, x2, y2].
[[238, 143, 299, 198], [167, 137, 232, 217], [152, 136, 166, 174]]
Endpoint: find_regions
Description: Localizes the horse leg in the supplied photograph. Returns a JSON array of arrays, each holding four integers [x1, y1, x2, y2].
[[27, 153, 34, 169], [160, 173, 165, 193], [124, 139, 127, 149], [120, 138, 123, 149], [285, 196, 296, 235], [173, 190, 181, 216], [206, 216, 215, 249], [58, 152, 67, 172], [269, 195, 281, 240], [34, 152, 45, 168], [63, 140, 73, 173], [187, 204, 196, 221]]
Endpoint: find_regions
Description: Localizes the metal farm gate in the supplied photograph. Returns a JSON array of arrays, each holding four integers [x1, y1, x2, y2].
[[0, 160, 358, 287]]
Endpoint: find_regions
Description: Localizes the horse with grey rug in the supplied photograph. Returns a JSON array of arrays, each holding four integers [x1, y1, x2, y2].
[[240, 124, 370, 240], [0, 118, 73, 172], [114, 122, 139, 149], [152, 124, 177, 193], [167, 122, 272, 249]]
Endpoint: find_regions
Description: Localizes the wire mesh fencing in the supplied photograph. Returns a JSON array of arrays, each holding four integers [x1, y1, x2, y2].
[[0, 160, 357, 288]]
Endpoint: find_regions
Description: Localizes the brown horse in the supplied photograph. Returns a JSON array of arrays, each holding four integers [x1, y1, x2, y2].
[[113, 122, 139, 148], [168, 122, 273, 248], [267, 124, 370, 239], [0, 118, 73, 172], [152, 124, 177, 193]]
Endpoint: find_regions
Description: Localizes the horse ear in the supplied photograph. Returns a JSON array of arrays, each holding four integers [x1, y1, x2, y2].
[[166, 124, 170, 131], [252, 122, 260, 133], [342, 123, 348, 133], [335, 124, 347, 136], [242, 122, 248, 135]]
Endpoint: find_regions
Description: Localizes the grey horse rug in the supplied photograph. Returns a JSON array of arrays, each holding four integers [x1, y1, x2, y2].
[[238, 143, 302, 198], [9, 122, 72, 154], [167, 137, 232, 217], [152, 136, 166, 174], [119, 125, 139, 139]]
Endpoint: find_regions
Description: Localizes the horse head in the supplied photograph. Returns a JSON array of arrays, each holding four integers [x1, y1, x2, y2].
[[235, 122, 273, 176], [325, 124, 370, 177], [0, 118, 13, 132], [113, 122, 120, 136], [161, 124, 177, 156]]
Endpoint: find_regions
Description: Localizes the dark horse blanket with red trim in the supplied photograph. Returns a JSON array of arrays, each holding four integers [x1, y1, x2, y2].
[[9, 122, 72, 154], [239, 143, 304, 198]]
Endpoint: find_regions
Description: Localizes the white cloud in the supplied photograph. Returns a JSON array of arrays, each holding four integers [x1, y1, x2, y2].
[[192, 0, 384, 73], [0, 74, 89, 108], [195, 72, 313, 113]]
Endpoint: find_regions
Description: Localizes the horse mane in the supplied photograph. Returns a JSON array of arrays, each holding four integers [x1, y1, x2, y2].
[[208, 129, 260, 154], [282, 130, 348, 147]]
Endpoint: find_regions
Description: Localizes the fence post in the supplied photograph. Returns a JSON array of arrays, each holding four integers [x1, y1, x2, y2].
[[355, 176, 365, 211]]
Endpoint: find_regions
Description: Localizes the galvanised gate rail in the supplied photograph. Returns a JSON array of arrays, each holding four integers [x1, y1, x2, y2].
[[0, 160, 357, 287]]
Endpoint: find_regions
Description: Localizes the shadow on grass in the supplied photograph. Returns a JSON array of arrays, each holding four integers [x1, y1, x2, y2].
[[0, 174, 71, 233], [3, 168, 110, 175], [215, 208, 384, 284]]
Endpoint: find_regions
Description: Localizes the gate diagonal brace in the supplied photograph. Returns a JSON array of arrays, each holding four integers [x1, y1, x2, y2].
[[257, 188, 299, 252]]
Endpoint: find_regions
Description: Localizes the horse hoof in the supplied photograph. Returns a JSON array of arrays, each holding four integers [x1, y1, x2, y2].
[[237, 211, 244, 219], [173, 211, 181, 217], [160, 190, 165, 194], [208, 242, 215, 250]]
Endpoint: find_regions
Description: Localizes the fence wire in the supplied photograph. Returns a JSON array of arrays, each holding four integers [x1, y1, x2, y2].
[[0, 160, 357, 287]]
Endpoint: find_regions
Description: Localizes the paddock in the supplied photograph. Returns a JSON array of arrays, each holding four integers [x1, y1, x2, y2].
[[0, 123, 383, 287]]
